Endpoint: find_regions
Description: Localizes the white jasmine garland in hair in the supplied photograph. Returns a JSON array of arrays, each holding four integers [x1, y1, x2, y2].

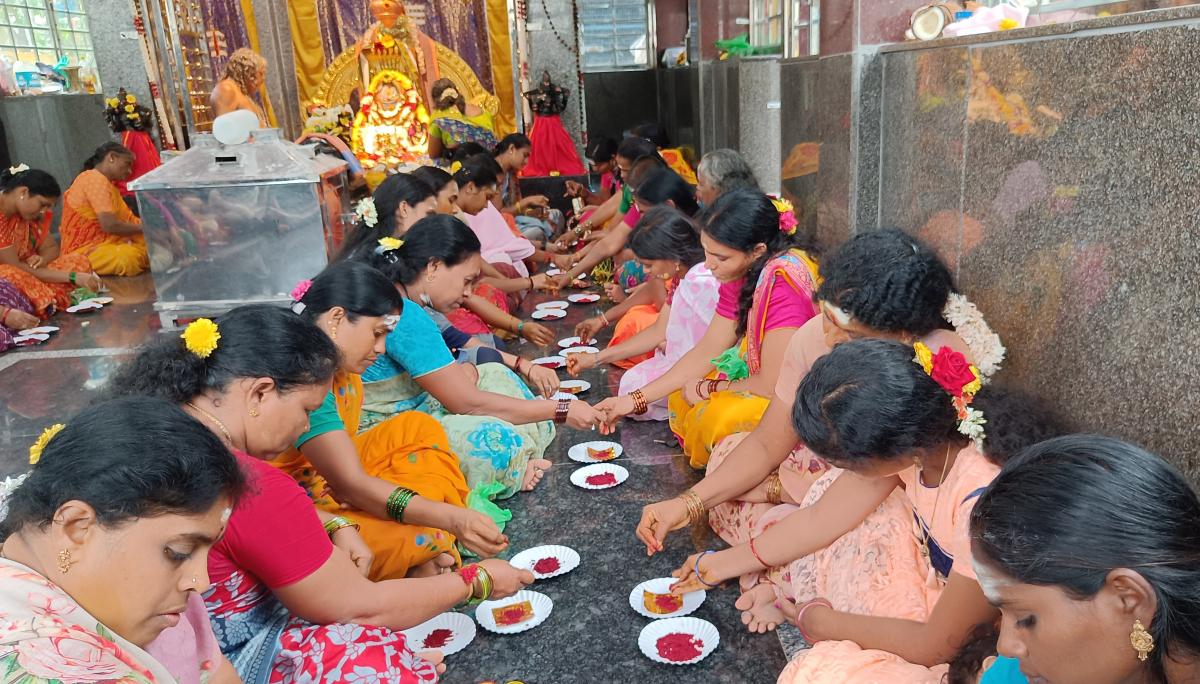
[[355, 197, 379, 228], [942, 292, 1006, 379], [0, 473, 29, 522], [7, 164, 28, 176]]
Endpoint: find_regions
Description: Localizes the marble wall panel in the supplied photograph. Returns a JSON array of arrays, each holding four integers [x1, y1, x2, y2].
[[953, 29, 1200, 478], [813, 53, 853, 249], [737, 58, 782, 194], [819, 0, 855, 56], [853, 51, 883, 234], [876, 46, 970, 274], [779, 57, 821, 241]]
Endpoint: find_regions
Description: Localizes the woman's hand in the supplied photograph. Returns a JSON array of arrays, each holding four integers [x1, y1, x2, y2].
[[595, 395, 635, 431], [681, 377, 708, 407], [520, 195, 550, 211], [550, 253, 575, 271], [603, 282, 627, 303], [330, 525, 374, 577], [670, 551, 728, 595], [565, 400, 605, 431], [564, 180, 587, 198], [635, 498, 691, 556], [25, 254, 44, 269], [2, 307, 39, 330], [525, 363, 560, 398], [565, 352, 598, 378], [77, 272, 103, 292], [477, 559, 535, 600], [520, 320, 555, 346], [574, 317, 604, 344], [414, 651, 447, 677], [451, 508, 509, 558]]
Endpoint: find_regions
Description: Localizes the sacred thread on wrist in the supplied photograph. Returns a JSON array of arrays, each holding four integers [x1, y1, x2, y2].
[[749, 536, 770, 569], [386, 486, 416, 522]]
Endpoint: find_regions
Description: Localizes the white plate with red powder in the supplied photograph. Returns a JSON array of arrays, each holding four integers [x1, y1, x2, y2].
[[509, 545, 580, 580], [475, 590, 553, 635], [629, 577, 706, 619], [401, 611, 475, 656], [569, 463, 628, 490], [639, 617, 720, 665]]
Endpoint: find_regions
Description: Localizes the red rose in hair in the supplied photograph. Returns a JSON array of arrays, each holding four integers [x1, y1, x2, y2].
[[929, 346, 976, 397]]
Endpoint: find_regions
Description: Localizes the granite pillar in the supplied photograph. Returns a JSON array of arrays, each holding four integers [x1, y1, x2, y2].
[[736, 58, 781, 195]]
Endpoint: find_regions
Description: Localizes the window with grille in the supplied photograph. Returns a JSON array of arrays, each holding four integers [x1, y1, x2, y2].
[[749, 0, 784, 48], [579, 0, 652, 72], [0, 0, 95, 69]]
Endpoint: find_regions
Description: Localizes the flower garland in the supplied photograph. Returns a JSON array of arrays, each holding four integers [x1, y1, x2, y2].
[[28, 423, 65, 465], [941, 292, 1006, 379], [355, 198, 379, 228], [914, 342, 986, 446], [104, 89, 154, 133], [6, 163, 28, 177], [290, 279, 312, 314], [375, 236, 403, 254], [769, 196, 799, 236], [0, 473, 29, 521], [181, 319, 221, 359]]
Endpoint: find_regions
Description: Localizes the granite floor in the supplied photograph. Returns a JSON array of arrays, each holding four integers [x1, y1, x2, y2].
[[0, 277, 797, 683]]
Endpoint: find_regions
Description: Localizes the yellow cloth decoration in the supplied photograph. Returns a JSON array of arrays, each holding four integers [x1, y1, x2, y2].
[[287, 0, 328, 111], [913, 342, 933, 374], [29, 424, 65, 465], [181, 318, 221, 359], [485, 0, 517, 134]]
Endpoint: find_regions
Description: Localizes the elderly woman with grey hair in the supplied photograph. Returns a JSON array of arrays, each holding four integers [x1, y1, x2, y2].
[[696, 148, 760, 206]]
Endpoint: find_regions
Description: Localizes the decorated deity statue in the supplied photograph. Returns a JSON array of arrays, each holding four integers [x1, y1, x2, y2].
[[356, 0, 440, 108], [351, 69, 430, 169]]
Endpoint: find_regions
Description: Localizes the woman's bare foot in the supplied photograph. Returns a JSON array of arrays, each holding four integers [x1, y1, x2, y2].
[[735, 582, 788, 634], [415, 650, 447, 676], [407, 552, 457, 578], [521, 459, 552, 491]]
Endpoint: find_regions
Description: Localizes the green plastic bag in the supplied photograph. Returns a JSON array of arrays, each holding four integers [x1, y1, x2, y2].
[[460, 480, 513, 556], [715, 33, 782, 59]]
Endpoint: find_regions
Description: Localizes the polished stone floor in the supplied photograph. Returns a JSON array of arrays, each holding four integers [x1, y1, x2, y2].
[[0, 276, 795, 683]]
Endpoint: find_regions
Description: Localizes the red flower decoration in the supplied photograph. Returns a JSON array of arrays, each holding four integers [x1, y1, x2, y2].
[[929, 346, 977, 397]]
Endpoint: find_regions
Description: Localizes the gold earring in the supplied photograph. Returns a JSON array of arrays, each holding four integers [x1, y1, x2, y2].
[[425, 273, 436, 284], [57, 549, 73, 574], [249, 408, 259, 417], [329, 324, 338, 341], [1131, 619, 1155, 662]]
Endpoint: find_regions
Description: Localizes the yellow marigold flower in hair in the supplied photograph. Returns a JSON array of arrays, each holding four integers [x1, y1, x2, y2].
[[124, 105, 135, 113], [29, 423, 65, 465], [377, 236, 403, 252], [913, 342, 934, 374], [126, 94, 136, 104], [998, 18, 1019, 30], [962, 366, 983, 397], [181, 318, 221, 358], [106, 98, 119, 108]]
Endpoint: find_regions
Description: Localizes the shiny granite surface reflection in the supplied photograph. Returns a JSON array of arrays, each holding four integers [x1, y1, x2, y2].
[[0, 276, 791, 681]]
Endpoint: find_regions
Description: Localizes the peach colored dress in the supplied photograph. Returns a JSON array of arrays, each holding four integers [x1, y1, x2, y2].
[[707, 316, 973, 546], [772, 445, 999, 683]]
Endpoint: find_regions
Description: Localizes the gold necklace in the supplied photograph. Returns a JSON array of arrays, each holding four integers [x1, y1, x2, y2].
[[916, 444, 954, 567], [186, 402, 233, 445]]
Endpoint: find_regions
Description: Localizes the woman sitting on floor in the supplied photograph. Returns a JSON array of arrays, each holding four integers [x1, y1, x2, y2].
[[0, 396, 245, 684], [267, 261, 510, 579], [568, 207, 719, 420], [0, 166, 101, 316], [110, 304, 533, 683], [354, 215, 606, 498], [967, 435, 1200, 684], [635, 229, 1001, 566], [572, 166, 701, 369], [492, 133, 559, 245], [427, 78, 497, 161], [59, 142, 148, 277], [597, 190, 820, 468], [0, 277, 37, 351], [666, 340, 1062, 683]]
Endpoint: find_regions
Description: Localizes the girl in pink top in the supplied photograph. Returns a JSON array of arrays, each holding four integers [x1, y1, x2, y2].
[[667, 339, 1064, 683]]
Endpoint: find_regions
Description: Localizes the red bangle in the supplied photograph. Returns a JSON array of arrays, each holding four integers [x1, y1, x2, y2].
[[706, 378, 722, 396], [796, 598, 833, 644], [554, 398, 570, 424], [748, 536, 770, 569]]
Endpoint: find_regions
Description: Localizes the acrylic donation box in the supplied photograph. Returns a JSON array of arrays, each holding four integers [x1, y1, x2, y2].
[[129, 130, 351, 326]]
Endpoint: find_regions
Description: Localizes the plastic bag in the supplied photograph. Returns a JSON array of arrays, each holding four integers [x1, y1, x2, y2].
[[465, 480, 513, 533], [714, 33, 782, 60]]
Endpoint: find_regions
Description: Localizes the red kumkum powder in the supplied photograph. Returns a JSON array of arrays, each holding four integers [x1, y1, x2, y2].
[[422, 629, 453, 649], [656, 633, 704, 662], [533, 557, 561, 574], [585, 472, 618, 487]]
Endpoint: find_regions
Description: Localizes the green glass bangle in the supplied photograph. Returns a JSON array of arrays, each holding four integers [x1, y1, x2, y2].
[[386, 486, 416, 522], [68, 271, 77, 285]]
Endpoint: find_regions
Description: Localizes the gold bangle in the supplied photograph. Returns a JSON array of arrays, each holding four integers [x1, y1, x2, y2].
[[680, 489, 706, 526], [765, 473, 783, 505]]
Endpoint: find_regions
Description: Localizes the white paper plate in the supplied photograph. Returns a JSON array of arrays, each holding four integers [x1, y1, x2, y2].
[[532, 309, 566, 320], [509, 545, 580, 580], [639, 617, 720, 665], [18, 326, 58, 335], [545, 267, 564, 276], [568, 293, 600, 304], [532, 356, 566, 369], [401, 612, 476, 656], [570, 463, 629, 490], [629, 578, 707, 619], [81, 296, 113, 305], [65, 301, 102, 313], [12, 333, 49, 345], [475, 590, 552, 634], [561, 346, 600, 356], [567, 440, 623, 463], [557, 336, 598, 348], [536, 300, 570, 310], [558, 379, 591, 395]]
